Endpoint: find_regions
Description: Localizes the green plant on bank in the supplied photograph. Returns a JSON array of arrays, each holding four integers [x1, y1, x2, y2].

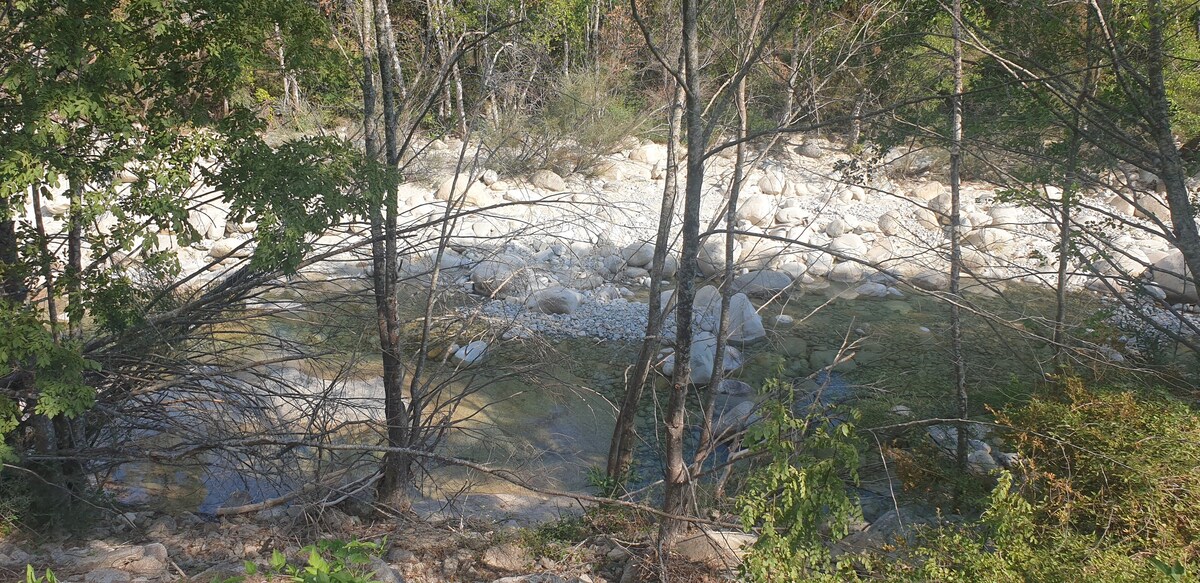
[[736, 377, 863, 582], [586, 465, 639, 498], [246, 539, 386, 583], [871, 377, 1200, 582], [23, 566, 57, 583], [518, 515, 590, 562]]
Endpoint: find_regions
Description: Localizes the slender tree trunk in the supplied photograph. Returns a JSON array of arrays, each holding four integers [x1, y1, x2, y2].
[[692, 0, 763, 474], [366, 0, 412, 507], [948, 0, 969, 511], [660, 0, 703, 546], [1053, 36, 1095, 368], [66, 176, 83, 340], [0, 206, 19, 302], [31, 186, 60, 341], [605, 64, 683, 482]]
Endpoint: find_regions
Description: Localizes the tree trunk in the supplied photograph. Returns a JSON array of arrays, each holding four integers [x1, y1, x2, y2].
[[31, 186, 60, 341], [605, 62, 683, 482], [948, 0, 969, 511], [692, 0, 763, 475], [660, 0, 703, 547], [0, 205, 19, 302], [366, 0, 412, 508], [1147, 0, 1200, 293], [67, 176, 83, 340], [1053, 54, 1095, 368]]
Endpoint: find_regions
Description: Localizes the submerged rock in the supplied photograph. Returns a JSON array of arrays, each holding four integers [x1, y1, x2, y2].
[[452, 340, 489, 366]]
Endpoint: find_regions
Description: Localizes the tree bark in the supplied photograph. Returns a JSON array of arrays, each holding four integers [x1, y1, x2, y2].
[[660, 0, 704, 547], [605, 61, 683, 482], [1146, 0, 1200, 293], [367, 0, 412, 507], [949, 0, 969, 512]]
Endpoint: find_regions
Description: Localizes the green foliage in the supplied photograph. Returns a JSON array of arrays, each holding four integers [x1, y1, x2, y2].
[[482, 67, 644, 176], [586, 464, 639, 498], [872, 379, 1200, 581], [999, 378, 1200, 555], [0, 306, 97, 465], [216, 135, 373, 273], [736, 377, 863, 582], [248, 539, 385, 583], [24, 566, 58, 583]]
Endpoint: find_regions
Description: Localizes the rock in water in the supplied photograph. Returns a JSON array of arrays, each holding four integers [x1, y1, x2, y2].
[[451, 341, 488, 366], [717, 379, 754, 396], [662, 331, 745, 384], [691, 285, 766, 343], [829, 261, 865, 283], [732, 269, 794, 298]]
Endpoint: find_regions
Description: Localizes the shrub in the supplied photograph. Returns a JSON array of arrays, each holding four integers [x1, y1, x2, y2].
[[999, 378, 1200, 557], [482, 67, 645, 177], [736, 377, 863, 582], [874, 378, 1200, 581], [247, 538, 386, 583]]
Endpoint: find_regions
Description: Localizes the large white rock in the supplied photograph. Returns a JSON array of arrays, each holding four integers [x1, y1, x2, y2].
[[692, 285, 766, 343], [911, 269, 949, 291], [854, 282, 890, 298], [732, 269, 794, 298], [964, 227, 1013, 251], [988, 205, 1022, 227], [525, 287, 581, 315], [436, 176, 493, 207], [530, 169, 566, 191], [621, 242, 655, 268], [208, 237, 252, 259], [1149, 249, 1199, 303], [828, 261, 865, 283], [699, 236, 741, 277], [629, 143, 668, 165], [807, 252, 834, 277], [451, 341, 488, 366], [662, 331, 744, 385], [470, 254, 529, 298], [911, 181, 944, 201], [775, 206, 810, 226], [878, 211, 903, 236], [758, 173, 786, 196], [737, 195, 774, 226], [188, 201, 229, 240], [829, 233, 868, 259]]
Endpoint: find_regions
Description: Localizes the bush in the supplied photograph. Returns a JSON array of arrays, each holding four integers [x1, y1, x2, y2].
[[1000, 378, 1200, 556], [482, 67, 645, 177], [247, 539, 386, 583], [736, 378, 863, 582], [874, 378, 1200, 581]]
